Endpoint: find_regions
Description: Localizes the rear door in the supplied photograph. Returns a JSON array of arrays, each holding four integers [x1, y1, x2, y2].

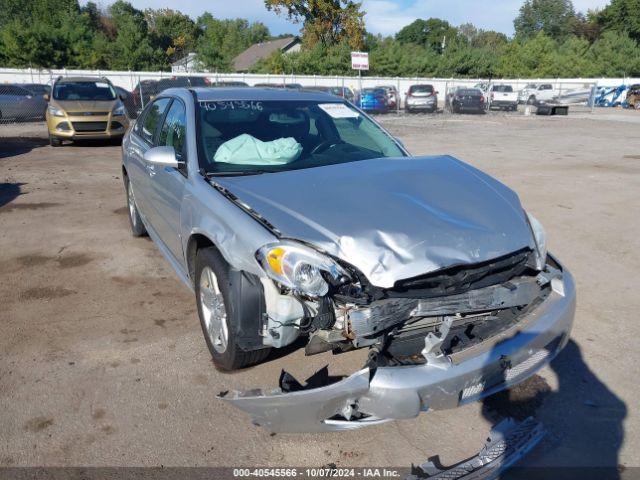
[[126, 97, 171, 222], [0, 86, 28, 119], [146, 98, 188, 262]]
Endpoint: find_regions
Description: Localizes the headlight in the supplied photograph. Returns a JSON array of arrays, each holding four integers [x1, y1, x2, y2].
[[113, 104, 126, 116], [48, 105, 65, 117], [526, 212, 547, 270], [256, 241, 349, 297]]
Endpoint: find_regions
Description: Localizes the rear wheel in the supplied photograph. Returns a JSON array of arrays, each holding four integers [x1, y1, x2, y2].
[[125, 176, 147, 237], [195, 247, 271, 371]]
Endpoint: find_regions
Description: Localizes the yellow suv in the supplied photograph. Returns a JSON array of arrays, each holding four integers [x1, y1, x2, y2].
[[46, 76, 130, 146]]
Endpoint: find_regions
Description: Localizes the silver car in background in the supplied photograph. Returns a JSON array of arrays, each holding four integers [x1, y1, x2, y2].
[[121, 87, 575, 432], [0, 84, 47, 122]]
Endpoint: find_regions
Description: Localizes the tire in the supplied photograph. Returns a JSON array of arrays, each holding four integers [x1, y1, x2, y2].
[[49, 135, 62, 147], [527, 95, 536, 105], [125, 176, 147, 237], [195, 247, 271, 371]]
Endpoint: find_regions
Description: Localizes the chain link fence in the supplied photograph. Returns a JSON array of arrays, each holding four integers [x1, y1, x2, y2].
[[1, 68, 636, 135]]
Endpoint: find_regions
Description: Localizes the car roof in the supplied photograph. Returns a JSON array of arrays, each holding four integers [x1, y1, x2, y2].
[[1, 84, 31, 90], [190, 87, 342, 102]]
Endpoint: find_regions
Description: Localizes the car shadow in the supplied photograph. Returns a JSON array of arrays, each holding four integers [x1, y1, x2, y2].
[[0, 182, 25, 208], [214, 337, 308, 375], [67, 139, 122, 147], [0, 137, 48, 158], [481, 339, 627, 479]]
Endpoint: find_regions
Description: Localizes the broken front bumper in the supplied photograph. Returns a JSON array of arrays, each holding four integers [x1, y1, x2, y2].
[[223, 264, 576, 433]]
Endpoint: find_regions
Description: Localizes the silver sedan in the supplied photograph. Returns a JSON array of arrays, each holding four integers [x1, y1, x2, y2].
[[121, 87, 575, 432]]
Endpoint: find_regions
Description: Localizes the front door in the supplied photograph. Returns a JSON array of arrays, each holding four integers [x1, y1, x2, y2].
[[127, 97, 171, 222], [146, 98, 188, 262]]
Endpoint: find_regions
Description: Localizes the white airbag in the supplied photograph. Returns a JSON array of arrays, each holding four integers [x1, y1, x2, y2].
[[214, 134, 302, 165]]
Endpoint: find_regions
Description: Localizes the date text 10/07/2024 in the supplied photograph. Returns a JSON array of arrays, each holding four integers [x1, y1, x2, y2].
[[232, 468, 401, 478]]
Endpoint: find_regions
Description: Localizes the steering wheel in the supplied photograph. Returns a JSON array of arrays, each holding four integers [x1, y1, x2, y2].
[[311, 140, 344, 155]]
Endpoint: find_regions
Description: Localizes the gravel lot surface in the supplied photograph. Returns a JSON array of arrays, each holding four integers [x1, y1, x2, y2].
[[1, 108, 638, 471]]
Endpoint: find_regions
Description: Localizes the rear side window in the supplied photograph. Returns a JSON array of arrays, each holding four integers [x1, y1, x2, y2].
[[140, 98, 171, 144], [158, 100, 187, 161]]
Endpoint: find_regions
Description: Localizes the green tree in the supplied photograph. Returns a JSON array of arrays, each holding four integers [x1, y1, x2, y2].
[[598, 0, 640, 42], [546, 35, 593, 76], [498, 31, 557, 76], [0, 0, 95, 67], [587, 30, 640, 75], [107, 1, 162, 70], [145, 8, 198, 63], [196, 13, 270, 71], [264, 0, 365, 49], [514, 0, 577, 40], [572, 11, 601, 41], [396, 18, 458, 53]]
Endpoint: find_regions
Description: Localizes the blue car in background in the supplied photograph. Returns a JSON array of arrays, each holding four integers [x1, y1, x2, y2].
[[357, 88, 389, 113]]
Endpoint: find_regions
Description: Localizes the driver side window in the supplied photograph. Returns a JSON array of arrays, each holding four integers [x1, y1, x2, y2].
[[138, 98, 171, 144], [159, 99, 188, 174]]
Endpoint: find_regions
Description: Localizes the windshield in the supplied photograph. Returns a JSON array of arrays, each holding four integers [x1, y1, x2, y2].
[[197, 100, 405, 175], [53, 81, 116, 101], [493, 85, 513, 92]]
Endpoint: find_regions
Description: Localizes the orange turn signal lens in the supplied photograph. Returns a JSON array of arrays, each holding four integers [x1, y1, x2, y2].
[[266, 247, 285, 275]]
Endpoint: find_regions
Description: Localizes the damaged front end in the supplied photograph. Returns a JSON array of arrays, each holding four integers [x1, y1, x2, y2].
[[221, 250, 576, 433]]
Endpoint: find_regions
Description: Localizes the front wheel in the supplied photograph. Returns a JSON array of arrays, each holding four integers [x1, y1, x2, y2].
[[195, 247, 271, 371], [49, 135, 62, 147]]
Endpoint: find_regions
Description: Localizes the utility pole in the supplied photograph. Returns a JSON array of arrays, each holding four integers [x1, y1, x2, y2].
[[358, 69, 362, 108]]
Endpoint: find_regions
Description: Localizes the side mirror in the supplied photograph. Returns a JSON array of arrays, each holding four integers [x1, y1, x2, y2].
[[43, 93, 50, 101], [435, 91, 439, 95], [143, 146, 179, 167]]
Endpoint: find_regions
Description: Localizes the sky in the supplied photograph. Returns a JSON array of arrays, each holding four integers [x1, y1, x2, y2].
[[91, 0, 612, 37]]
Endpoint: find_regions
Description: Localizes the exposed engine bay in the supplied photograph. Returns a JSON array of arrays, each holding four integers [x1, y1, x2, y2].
[[260, 247, 557, 366]]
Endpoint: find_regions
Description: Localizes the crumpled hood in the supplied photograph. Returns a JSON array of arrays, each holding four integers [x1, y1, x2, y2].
[[217, 156, 535, 288]]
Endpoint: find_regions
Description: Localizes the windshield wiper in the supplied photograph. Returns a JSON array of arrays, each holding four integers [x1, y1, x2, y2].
[[206, 170, 272, 177]]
